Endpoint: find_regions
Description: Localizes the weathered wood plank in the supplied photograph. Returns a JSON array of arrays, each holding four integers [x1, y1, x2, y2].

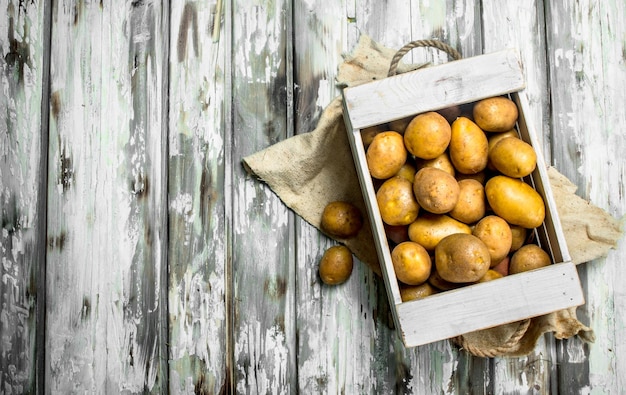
[[291, 1, 396, 393], [545, 1, 626, 393], [480, 2, 557, 393], [0, 1, 49, 393], [46, 1, 169, 392], [167, 1, 228, 393], [230, 0, 297, 392]]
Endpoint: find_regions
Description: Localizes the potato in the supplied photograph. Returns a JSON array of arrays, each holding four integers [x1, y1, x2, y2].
[[477, 269, 504, 283], [485, 175, 546, 228], [492, 256, 510, 276], [449, 179, 486, 224], [473, 96, 519, 132], [449, 117, 489, 174], [376, 177, 420, 226], [400, 282, 437, 302], [384, 223, 410, 245], [361, 124, 387, 149], [456, 170, 486, 185], [366, 131, 407, 179], [472, 215, 512, 265], [413, 167, 460, 214], [321, 201, 363, 238], [408, 213, 471, 251], [404, 112, 451, 160], [391, 241, 432, 285], [435, 233, 491, 283], [319, 245, 353, 285], [509, 244, 551, 274], [415, 152, 455, 177], [488, 130, 519, 152], [428, 269, 467, 291], [394, 162, 417, 182], [489, 137, 537, 178], [510, 225, 528, 251]]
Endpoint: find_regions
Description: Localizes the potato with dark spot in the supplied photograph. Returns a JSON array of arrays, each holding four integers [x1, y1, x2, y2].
[[509, 244, 551, 274], [319, 245, 354, 285], [321, 201, 363, 238], [413, 167, 460, 214], [435, 233, 491, 283], [366, 131, 407, 179], [473, 96, 519, 132]]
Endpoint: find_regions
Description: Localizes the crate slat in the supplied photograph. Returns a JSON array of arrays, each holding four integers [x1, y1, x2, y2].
[[397, 262, 584, 347], [343, 49, 525, 129]]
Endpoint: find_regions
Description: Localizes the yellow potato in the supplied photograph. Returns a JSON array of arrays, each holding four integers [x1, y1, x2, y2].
[[400, 282, 437, 302], [413, 167, 460, 214], [510, 225, 528, 251], [415, 152, 456, 177], [449, 179, 486, 224], [449, 117, 489, 174], [488, 130, 519, 152], [321, 201, 363, 238], [404, 112, 451, 160], [376, 177, 420, 226], [473, 96, 519, 132], [435, 233, 491, 283], [391, 241, 432, 285], [408, 213, 471, 251], [477, 269, 504, 283], [428, 269, 468, 291], [509, 244, 551, 274], [485, 175, 545, 228], [319, 245, 354, 285], [472, 215, 513, 265], [489, 137, 537, 178], [366, 131, 407, 179], [394, 162, 417, 183]]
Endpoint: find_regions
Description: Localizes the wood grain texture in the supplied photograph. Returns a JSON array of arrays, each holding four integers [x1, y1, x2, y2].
[[167, 1, 227, 393], [479, 3, 557, 394], [230, 0, 297, 392], [545, 1, 626, 393], [0, 1, 48, 393], [46, 1, 168, 392]]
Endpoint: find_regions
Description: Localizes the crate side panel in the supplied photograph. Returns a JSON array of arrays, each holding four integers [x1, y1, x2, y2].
[[343, 49, 525, 129], [396, 263, 584, 347]]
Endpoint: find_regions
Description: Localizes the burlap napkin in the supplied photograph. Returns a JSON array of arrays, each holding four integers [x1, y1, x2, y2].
[[242, 35, 623, 357]]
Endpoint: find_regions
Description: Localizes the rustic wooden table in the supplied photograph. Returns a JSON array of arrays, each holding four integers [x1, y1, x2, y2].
[[1, 1, 624, 394]]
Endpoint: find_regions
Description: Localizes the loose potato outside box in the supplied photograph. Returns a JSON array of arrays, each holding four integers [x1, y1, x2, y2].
[[341, 49, 585, 348]]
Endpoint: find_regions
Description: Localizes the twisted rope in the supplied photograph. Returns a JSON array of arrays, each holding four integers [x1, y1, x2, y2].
[[388, 39, 462, 77]]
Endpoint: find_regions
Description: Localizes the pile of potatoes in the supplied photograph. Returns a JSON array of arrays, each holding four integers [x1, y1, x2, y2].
[[363, 96, 552, 302]]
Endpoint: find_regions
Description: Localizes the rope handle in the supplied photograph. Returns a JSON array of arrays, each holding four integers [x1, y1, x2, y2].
[[387, 39, 462, 77]]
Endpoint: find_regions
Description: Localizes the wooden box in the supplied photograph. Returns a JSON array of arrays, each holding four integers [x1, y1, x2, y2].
[[341, 49, 585, 348]]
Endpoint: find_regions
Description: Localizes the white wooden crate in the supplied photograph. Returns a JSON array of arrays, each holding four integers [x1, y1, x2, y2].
[[341, 49, 585, 348]]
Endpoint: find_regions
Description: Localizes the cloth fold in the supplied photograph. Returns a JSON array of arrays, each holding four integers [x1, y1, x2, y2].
[[242, 35, 623, 357]]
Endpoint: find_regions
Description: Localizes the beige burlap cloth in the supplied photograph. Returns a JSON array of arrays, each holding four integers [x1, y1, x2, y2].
[[242, 35, 624, 357]]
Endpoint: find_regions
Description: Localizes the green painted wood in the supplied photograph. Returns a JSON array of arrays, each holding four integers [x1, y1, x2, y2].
[[545, 1, 626, 393], [45, 1, 169, 392], [230, 0, 297, 392], [0, 1, 49, 393], [167, 1, 228, 393]]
